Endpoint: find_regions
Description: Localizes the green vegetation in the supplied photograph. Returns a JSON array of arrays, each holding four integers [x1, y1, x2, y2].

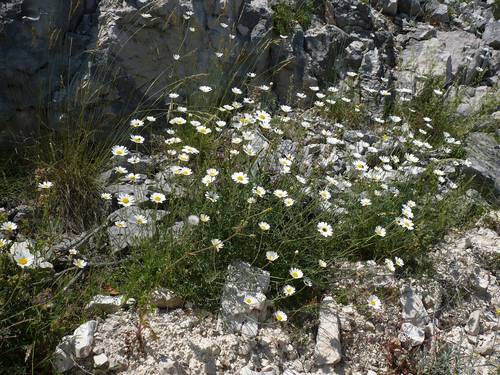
[[0, 7, 499, 374], [272, 0, 316, 35]]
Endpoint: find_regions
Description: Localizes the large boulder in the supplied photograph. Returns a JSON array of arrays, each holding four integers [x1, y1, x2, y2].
[[465, 132, 500, 197], [396, 30, 487, 89]]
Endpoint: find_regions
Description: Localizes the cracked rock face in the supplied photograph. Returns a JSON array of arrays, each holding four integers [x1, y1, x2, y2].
[[1, 0, 499, 151]]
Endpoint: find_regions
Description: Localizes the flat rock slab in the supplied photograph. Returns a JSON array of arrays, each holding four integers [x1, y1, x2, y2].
[[219, 261, 270, 337], [85, 295, 124, 314], [314, 296, 342, 365]]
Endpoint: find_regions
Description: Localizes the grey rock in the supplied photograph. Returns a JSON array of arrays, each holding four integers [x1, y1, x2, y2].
[[104, 183, 153, 204], [314, 296, 342, 365], [396, 30, 485, 89], [429, 4, 449, 25], [151, 287, 184, 309], [240, 366, 275, 375], [304, 24, 349, 89], [456, 86, 492, 116], [483, 21, 500, 50], [398, 0, 422, 16], [399, 322, 425, 346], [107, 206, 168, 252], [400, 285, 429, 327], [465, 310, 481, 336], [0, 0, 91, 149], [475, 332, 497, 355], [325, 0, 373, 33], [85, 295, 124, 313], [159, 358, 187, 375], [53, 335, 76, 373], [73, 320, 97, 359], [93, 353, 109, 368], [219, 261, 270, 337], [464, 133, 500, 196], [382, 0, 398, 17]]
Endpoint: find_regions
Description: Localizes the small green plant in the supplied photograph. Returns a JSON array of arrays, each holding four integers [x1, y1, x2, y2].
[[272, 0, 315, 35]]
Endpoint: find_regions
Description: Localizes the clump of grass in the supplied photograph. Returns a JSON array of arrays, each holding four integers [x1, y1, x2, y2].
[[30, 126, 111, 232], [272, 0, 316, 35], [0, 154, 30, 209]]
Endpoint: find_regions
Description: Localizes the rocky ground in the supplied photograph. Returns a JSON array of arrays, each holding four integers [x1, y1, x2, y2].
[[54, 215, 500, 374]]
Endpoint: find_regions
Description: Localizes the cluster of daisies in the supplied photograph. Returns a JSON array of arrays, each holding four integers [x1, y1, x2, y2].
[[0, 31, 469, 324], [99, 72, 467, 320]]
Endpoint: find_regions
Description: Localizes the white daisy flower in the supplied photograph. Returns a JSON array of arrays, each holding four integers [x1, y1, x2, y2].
[[150, 192, 166, 204], [367, 295, 381, 309], [266, 251, 279, 261], [274, 310, 287, 322], [231, 172, 249, 185], [289, 267, 303, 279], [317, 222, 333, 237]]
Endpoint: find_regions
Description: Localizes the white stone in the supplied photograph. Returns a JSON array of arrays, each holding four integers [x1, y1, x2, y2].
[[400, 286, 429, 327], [465, 310, 481, 336], [85, 295, 124, 313], [151, 288, 183, 309], [219, 261, 270, 337], [314, 296, 342, 365], [53, 335, 75, 373], [399, 322, 425, 346], [74, 320, 97, 359], [93, 353, 109, 368]]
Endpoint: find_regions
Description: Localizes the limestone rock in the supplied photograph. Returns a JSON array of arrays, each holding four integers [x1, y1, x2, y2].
[[314, 296, 342, 365], [429, 4, 449, 25], [53, 335, 76, 373], [465, 310, 481, 336], [396, 30, 485, 89], [400, 286, 429, 327], [107, 206, 168, 252], [73, 320, 97, 359], [483, 21, 500, 50], [465, 133, 500, 197], [93, 353, 109, 368], [151, 288, 184, 309], [85, 295, 124, 313], [219, 261, 270, 337], [399, 322, 425, 346]]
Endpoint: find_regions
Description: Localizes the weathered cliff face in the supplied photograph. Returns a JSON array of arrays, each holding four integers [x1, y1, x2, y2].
[[0, 0, 498, 148], [0, 0, 98, 143]]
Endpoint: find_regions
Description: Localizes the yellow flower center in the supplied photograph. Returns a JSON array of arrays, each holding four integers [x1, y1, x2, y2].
[[18, 257, 28, 265]]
